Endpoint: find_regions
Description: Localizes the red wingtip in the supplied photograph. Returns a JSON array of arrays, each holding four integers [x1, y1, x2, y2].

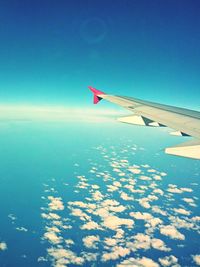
[[88, 86, 105, 104], [88, 86, 105, 95]]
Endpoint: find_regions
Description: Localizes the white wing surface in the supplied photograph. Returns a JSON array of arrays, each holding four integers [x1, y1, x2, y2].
[[89, 86, 200, 159]]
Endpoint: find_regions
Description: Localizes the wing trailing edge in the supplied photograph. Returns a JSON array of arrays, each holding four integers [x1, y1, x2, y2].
[[88, 86, 200, 159], [165, 139, 200, 159]]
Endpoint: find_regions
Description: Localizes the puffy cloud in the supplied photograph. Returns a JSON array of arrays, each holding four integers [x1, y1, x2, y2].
[[167, 185, 193, 195], [160, 225, 185, 240], [130, 212, 153, 220], [70, 208, 91, 221], [82, 235, 100, 249], [152, 175, 162, 181], [47, 248, 84, 266], [104, 237, 118, 247], [131, 233, 151, 250], [182, 198, 194, 204], [81, 252, 98, 262], [169, 216, 194, 230], [181, 187, 193, 193], [41, 212, 61, 220], [167, 184, 183, 194], [117, 257, 159, 267], [128, 167, 141, 174], [139, 175, 152, 181], [139, 198, 151, 209], [109, 205, 126, 213], [192, 255, 200, 265], [65, 239, 74, 246], [145, 217, 163, 228], [107, 185, 119, 192], [91, 184, 100, 189], [0, 242, 7, 251], [159, 255, 179, 266], [151, 238, 171, 252], [92, 191, 104, 201], [102, 215, 134, 231], [120, 192, 134, 201], [153, 189, 164, 195], [48, 196, 64, 211], [101, 246, 130, 262], [81, 221, 102, 230], [152, 206, 167, 216], [128, 233, 170, 252], [173, 208, 191, 216], [113, 181, 122, 187], [147, 169, 157, 173], [192, 216, 200, 222], [44, 231, 62, 244]]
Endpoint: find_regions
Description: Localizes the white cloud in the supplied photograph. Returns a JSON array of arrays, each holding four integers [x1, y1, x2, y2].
[[151, 238, 171, 252], [47, 248, 84, 266], [153, 189, 164, 195], [130, 212, 153, 220], [16, 227, 28, 232], [139, 198, 151, 209], [91, 184, 100, 190], [81, 221, 102, 230], [41, 212, 61, 220], [180, 187, 193, 193], [92, 191, 104, 201], [101, 246, 130, 262], [102, 215, 134, 231], [152, 206, 167, 216], [65, 239, 74, 246], [104, 237, 118, 247], [173, 208, 191, 216], [48, 196, 64, 211], [82, 235, 100, 249], [120, 192, 134, 201], [182, 198, 194, 204], [117, 257, 159, 267], [145, 218, 163, 228], [192, 216, 200, 222], [192, 255, 200, 265], [160, 225, 185, 240], [128, 167, 141, 174], [81, 252, 98, 262], [70, 208, 91, 221], [131, 233, 151, 250], [152, 175, 162, 181], [169, 216, 194, 230], [0, 242, 7, 251], [44, 231, 62, 244], [147, 169, 157, 173], [159, 255, 179, 266], [139, 175, 152, 181]]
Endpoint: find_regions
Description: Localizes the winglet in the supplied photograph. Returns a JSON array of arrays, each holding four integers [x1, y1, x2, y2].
[[88, 86, 105, 104]]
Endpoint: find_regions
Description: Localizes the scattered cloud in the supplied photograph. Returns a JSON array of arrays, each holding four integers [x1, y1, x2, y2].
[[117, 257, 159, 267], [82, 235, 100, 249], [159, 255, 179, 266], [0, 242, 7, 251], [160, 225, 185, 240], [192, 255, 200, 266]]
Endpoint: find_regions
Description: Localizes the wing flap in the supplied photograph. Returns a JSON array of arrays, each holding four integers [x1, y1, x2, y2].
[[165, 139, 200, 159]]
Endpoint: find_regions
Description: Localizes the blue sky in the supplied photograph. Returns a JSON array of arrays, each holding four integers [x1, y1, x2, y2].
[[0, 0, 200, 109]]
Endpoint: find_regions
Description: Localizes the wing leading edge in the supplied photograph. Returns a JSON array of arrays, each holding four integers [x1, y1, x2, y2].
[[88, 86, 200, 160]]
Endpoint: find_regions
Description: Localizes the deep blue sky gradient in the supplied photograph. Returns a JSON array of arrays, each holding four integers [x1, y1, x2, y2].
[[0, 0, 200, 108]]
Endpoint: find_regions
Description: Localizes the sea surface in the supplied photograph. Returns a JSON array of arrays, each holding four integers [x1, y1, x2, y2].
[[0, 121, 199, 267]]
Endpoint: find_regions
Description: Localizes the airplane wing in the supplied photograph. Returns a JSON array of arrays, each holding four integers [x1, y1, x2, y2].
[[88, 86, 200, 160]]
